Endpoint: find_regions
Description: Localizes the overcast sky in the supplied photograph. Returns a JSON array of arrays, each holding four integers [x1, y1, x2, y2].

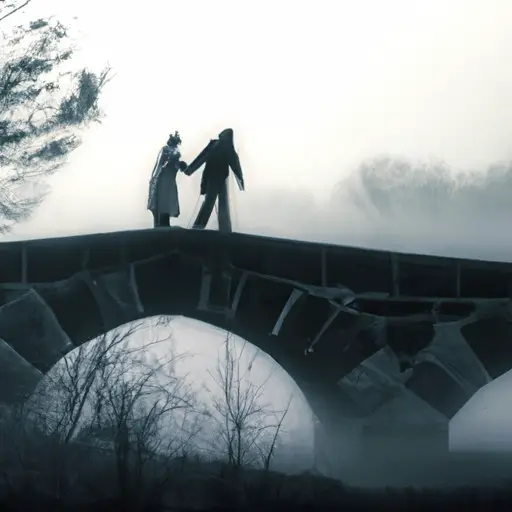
[[3, 0, 512, 457]]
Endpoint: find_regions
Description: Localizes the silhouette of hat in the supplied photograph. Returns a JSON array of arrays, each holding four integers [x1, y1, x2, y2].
[[218, 128, 234, 142]]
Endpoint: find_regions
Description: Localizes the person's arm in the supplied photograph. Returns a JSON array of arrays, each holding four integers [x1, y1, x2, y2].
[[183, 140, 216, 176], [228, 150, 245, 191]]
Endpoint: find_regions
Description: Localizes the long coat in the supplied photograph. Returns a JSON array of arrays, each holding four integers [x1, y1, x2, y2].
[[185, 138, 244, 195], [147, 145, 180, 217]]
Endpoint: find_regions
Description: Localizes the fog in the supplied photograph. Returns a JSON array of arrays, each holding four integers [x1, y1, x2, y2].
[[2, 0, 512, 485], [237, 157, 512, 263]]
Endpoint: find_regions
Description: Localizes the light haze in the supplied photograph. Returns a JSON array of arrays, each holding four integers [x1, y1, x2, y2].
[[3, 0, 512, 455]]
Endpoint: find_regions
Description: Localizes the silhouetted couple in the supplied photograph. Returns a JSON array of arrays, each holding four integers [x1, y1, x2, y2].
[[147, 129, 244, 231]]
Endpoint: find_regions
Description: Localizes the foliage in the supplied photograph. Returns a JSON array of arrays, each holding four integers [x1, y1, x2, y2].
[[337, 155, 512, 223], [0, 1, 111, 232]]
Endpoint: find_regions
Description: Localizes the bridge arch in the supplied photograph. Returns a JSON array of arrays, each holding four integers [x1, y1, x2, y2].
[[0, 230, 366, 419], [2, 229, 512, 479], [28, 314, 316, 470]]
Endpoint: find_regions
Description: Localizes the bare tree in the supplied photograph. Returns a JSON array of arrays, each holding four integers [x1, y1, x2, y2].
[[9, 318, 200, 504], [0, 3, 112, 232], [87, 335, 199, 505], [203, 335, 291, 472], [8, 322, 146, 498], [336, 155, 512, 226], [27, 322, 143, 444]]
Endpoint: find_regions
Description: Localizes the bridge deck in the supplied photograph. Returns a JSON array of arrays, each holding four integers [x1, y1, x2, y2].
[[1, 228, 511, 299], [1, 229, 512, 426]]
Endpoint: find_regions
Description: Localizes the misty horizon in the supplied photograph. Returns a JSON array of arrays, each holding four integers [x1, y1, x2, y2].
[[2, 0, 512, 490]]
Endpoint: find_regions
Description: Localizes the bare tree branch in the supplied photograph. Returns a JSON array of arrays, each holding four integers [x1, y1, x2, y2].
[[23, 317, 201, 503], [0, 0, 33, 23], [203, 334, 291, 472]]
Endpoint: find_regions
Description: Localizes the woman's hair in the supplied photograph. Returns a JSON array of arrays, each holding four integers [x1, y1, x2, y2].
[[167, 131, 182, 148]]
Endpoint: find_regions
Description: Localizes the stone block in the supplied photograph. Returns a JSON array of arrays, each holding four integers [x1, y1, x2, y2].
[[0, 289, 74, 372]]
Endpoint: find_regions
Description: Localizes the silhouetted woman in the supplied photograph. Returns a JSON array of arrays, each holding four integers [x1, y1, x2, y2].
[[147, 131, 187, 227]]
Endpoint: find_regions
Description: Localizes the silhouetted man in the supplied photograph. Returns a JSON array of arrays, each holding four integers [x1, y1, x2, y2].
[[184, 128, 244, 232], [147, 131, 188, 227]]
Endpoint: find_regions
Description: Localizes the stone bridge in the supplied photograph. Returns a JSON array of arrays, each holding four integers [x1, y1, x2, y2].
[[1, 228, 512, 479]]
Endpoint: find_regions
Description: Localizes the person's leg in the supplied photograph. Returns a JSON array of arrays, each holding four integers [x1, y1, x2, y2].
[[217, 179, 232, 233], [152, 211, 159, 228], [160, 213, 170, 226], [193, 190, 218, 229]]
